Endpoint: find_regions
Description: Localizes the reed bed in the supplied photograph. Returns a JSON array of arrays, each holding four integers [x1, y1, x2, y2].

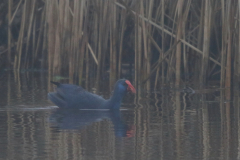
[[0, 0, 239, 90]]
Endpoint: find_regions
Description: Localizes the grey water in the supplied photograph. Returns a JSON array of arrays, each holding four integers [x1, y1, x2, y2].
[[0, 71, 238, 160]]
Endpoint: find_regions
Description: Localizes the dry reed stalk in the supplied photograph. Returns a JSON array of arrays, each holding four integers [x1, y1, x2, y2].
[[225, 1, 234, 94], [92, 0, 99, 63], [146, 0, 154, 90], [100, 9, 110, 81], [24, 0, 36, 68], [118, 9, 126, 78], [86, 45, 89, 89], [238, 0, 240, 78], [41, 12, 48, 69], [78, 0, 88, 85], [31, 18, 36, 68], [181, 39, 220, 65], [220, 0, 227, 87], [47, 0, 57, 80], [5, 0, 240, 91], [68, 0, 75, 82], [34, 5, 46, 65], [207, 24, 220, 77], [148, 1, 161, 87], [182, 0, 191, 81], [15, 0, 27, 70], [7, 73, 11, 105], [134, 13, 138, 101], [77, 0, 86, 83], [109, 26, 113, 86], [133, 1, 141, 98], [53, 0, 71, 76], [225, 36, 231, 95], [142, 41, 180, 84], [8, 0, 12, 66], [87, 44, 98, 65], [137, 21, 142, 98], [10, 0, 23, 24], [148, 33, 162, 87], [68, 0, 79, 83], [175, 0, 184, 87], [197, 1, 204, 49], [102, 1, 111, 83], [160, 0, 165, 86], [167, 0, 178, 65], [140, 0, 148, 90], [200, 0, 212, 85], [53, 8, 60, 77], [109, 0, 117, 88], [59, 0, 67, 69], [96, 0, 104, 87], [116, 1, 220, 67]]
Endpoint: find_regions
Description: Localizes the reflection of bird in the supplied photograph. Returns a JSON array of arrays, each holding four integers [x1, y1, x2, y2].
[[49, 109, 135, 137], [48, 79, 136, 110]]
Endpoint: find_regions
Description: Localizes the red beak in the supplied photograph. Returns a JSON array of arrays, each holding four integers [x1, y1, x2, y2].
[[125, 80, 136, 93]]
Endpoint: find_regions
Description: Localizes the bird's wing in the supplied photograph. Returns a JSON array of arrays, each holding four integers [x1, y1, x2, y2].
[[55, 84, 106, 109]]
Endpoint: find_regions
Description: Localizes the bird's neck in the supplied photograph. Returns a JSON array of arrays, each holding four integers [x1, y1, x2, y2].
[[106, 90, 125, 109]]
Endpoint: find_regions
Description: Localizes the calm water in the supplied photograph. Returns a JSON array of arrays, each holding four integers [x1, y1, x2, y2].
[[0, 71, 239, 160]]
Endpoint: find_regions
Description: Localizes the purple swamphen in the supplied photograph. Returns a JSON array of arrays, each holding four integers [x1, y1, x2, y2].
[[48, 79, 136, 109]]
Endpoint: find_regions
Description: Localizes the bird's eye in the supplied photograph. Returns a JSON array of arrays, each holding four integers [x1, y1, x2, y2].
[[123, 82, 128, 87]]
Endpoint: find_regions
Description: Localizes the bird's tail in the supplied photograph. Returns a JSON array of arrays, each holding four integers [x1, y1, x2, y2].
[[50, 81, 61, 86], [48, 92, 67, 108]]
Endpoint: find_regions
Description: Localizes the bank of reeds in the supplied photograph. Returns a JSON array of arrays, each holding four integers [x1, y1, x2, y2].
[[1, 0, 239, 90]]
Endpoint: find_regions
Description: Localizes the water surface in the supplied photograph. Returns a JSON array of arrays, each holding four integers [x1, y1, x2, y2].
[[0, 71, 238, 160]]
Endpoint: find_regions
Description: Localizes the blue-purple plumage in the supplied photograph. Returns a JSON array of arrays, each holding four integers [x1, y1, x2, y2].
[[48, 79, 136, 110]]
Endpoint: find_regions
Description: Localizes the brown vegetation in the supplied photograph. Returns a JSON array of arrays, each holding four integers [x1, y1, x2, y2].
[[0, 0, 239, 90]]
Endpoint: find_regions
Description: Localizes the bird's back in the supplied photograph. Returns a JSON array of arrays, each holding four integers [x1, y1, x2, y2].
[[48, 83, 107, 109]]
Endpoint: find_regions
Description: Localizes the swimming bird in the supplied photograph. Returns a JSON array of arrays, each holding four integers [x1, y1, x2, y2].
[[48, 79, 136, 110]]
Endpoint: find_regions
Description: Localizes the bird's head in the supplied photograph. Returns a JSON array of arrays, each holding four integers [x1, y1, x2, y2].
[[115, 79, 136, 94]]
